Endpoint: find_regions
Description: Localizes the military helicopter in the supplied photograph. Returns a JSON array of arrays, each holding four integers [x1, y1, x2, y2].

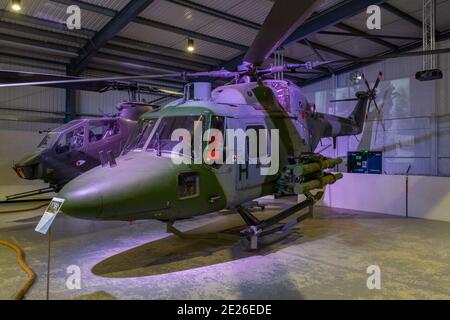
[[2, 0, 450, 249], [1, 71, 183, 193]]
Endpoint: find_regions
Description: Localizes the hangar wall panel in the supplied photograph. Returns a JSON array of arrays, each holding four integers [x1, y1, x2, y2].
[[319, 173, 406, 217], [0, 58, 66, 132], [409, 175, 450, 221], [319, 173, 450, 223], [302, 39, 450, 177], [0, 130, 49, 197]]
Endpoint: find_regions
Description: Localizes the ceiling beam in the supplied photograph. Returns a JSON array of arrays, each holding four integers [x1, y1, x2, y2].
[[0, 20, 86, 45], [69, 0, 155, 75], [223, 0, 387, 71], [51, 0, 116, 17], [112, 37, 223, 66], [282, 0, 386, 46], [1, 9, 221, 66], [1, 10, 218, 71], [166, 0, 260, 30], [381, 3, 442, 39], [0, 52, 66, 72], [169, 0, 366, 72], [303, 39, 334, 75], [318, 30, 421, 41], [0, 32, 197, 75], [0, 32, 78, 57], [94, 52, 198, 73], [50, 0, 340, 81], [0, 9, 93, 38], [103, 44, 208, 70], [380, 3, 424, 30], [301, 39, 357, 59], [301, 28, 450, 87], [335, 23, 398, 50], [51, 0, 248, 52], [133, 17, 247, 51]]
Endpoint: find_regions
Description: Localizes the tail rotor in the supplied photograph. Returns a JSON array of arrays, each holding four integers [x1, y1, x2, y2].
[[363, 71, 383, 117]]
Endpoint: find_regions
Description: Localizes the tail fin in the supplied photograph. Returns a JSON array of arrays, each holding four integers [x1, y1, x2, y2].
[[348, 91, 369, 135]]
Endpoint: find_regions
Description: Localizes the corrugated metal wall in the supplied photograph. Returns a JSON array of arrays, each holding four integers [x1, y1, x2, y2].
[[0, 54, 173, 126], [301, 39, 450, 177], [0, 57, 65, 131]]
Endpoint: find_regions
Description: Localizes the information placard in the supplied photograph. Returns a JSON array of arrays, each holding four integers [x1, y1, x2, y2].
[[35, 197, 65, 234]]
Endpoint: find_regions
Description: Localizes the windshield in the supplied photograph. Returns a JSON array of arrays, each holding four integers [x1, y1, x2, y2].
[[123, 119, 157, 154], [53, 120, 83, 133], [146, 116, 205, 154], [37, 132, 59, 148]]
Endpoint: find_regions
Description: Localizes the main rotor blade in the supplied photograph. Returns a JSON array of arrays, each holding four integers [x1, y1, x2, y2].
[[0, 72, 181, 89], [319, 48, 450, 66], [243, 0, 319, 66], [0, 70, 114, 92], [330, 98, 359, 103]]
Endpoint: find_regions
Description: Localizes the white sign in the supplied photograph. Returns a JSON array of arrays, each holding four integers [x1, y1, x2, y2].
[[66, 5, 81, 30], [366, 5, 381, 30], [35, 197, 65, 234]]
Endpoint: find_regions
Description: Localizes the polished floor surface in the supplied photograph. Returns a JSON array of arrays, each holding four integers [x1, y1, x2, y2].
[[0, 197, 449, 300]]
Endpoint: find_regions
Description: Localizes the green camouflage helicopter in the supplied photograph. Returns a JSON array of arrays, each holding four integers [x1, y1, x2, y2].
[[2, 0, 449, 249]]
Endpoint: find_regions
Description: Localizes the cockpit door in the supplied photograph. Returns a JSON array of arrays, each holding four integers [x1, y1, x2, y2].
[[227, 118, 268, 191], [85, 119, 123, 162], [52, 123, 88, 175]]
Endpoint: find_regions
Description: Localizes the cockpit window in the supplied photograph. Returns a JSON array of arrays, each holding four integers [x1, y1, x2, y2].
[[122, 119, 157, 154], [270, 81, 291, 113], [37, 132, 58, 148], [88, 120, 120, 143], [55, 126, 85, 154], [53, 120, 82, 133], [146, 115, 205, 154]]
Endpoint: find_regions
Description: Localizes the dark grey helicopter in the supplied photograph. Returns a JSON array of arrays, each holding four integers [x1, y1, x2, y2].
[[1, 70, 183, 191]]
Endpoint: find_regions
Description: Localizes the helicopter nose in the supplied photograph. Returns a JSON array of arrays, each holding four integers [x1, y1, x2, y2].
[[14, 151, 43, 180], [58, 153, 176, 221], [14, 164, 35, 179], [58, 181, 103, 219]]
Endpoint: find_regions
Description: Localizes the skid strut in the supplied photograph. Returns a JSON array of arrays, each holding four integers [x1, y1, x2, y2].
[[5, 187, 55, 202], [237, 193, 322, 250], [166, 222, 239, 241]]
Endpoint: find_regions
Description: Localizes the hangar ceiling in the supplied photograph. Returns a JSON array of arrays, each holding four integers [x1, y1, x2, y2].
[[0, 0, 449, 89]]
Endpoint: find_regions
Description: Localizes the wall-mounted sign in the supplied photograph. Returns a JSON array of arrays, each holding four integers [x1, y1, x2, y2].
[[348, 151, 383, 174]]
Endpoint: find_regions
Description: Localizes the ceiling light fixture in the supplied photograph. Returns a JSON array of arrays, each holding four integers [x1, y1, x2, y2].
[[11, 0, 22, 12], [187, 38, 195, 52]]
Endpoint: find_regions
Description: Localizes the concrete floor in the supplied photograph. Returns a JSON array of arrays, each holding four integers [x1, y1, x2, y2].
[[0, 197, 449, 300]]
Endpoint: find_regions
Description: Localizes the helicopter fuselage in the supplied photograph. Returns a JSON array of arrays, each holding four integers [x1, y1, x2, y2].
[[58, 80, 369, 221]]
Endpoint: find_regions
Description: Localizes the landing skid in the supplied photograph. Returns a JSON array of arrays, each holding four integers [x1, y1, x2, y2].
[[237, 192, 322, 251], [166, 222, 239, 241], [240, 200, 266, 211], [239, 227, 301, 250]]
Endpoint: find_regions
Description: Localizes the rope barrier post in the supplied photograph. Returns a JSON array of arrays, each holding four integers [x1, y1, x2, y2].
[[46, 226, 52, 300]]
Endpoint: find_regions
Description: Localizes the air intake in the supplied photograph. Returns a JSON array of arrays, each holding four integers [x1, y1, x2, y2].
[[184, 82, 212, 101]]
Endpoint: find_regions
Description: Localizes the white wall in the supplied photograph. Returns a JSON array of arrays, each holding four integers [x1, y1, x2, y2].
[[319, 173, 450, 223], [301, 39, 450, 177]]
